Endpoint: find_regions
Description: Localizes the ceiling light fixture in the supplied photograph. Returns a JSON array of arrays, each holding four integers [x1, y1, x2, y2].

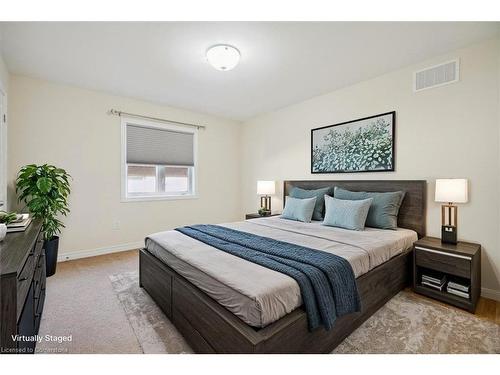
[[206, 44, 240, 71]]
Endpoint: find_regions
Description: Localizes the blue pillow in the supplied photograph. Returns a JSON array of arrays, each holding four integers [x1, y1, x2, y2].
[[281, 196, 317, 223], [289, 186, 333, 221], [322, 195, 373, 231], [334, 187, 405, 230]]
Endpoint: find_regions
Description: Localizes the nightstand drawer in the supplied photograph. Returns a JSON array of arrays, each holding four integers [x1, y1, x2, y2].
[[415, 246, 471, 278]]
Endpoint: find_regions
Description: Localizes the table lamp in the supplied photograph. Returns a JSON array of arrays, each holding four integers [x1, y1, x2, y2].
[[435, 179, 468, 244], [257, 180, 275, 216]]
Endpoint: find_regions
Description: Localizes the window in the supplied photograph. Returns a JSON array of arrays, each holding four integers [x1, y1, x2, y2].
[[121, 118, 196, 201]]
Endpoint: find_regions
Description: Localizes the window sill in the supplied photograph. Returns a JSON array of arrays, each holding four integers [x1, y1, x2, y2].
[[121, 194, 199, 203]]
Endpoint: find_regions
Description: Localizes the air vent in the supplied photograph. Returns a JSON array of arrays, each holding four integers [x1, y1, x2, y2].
[[414, 59, 459, 92]]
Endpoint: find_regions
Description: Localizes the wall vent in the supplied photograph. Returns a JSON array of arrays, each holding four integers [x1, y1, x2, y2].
[[413, 59, 459, 92]]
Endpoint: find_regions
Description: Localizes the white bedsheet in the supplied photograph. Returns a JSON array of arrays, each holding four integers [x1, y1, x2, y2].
[[146, 216, 417, 327]]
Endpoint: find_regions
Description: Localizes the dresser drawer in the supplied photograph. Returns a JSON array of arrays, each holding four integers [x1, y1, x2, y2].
[[33, 252, 46, 300], [17, 283, 36, 353], [16, 253, 36, 317], [33, 235, 44, 257], [34, 265, 43, 300], [18, 253, 35, 283], [38, 251, 46, 291], [415, 246, 471, 278], [17, 236, 43, 283]]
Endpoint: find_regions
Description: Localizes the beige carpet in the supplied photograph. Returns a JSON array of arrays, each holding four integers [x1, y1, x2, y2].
[[110, 271, 500, 354], [36, 251, 143, 354]]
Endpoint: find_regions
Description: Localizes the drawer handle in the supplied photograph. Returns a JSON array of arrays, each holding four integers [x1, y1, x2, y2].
[[415, 246, 472, 260], [18, 276, 29, 281]]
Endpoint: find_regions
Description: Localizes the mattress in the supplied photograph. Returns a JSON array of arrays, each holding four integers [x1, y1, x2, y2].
[[145, 216, 417, 328]]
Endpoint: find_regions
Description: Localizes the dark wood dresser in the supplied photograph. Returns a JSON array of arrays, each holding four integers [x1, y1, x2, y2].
[[0, 220, 46, 354]]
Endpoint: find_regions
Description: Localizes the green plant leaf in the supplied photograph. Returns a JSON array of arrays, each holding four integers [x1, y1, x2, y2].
[[36, 177, 53, 193], [0, 210, 18, 224]]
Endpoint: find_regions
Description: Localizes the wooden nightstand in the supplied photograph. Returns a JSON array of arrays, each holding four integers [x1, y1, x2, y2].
[[245, 213, 280, 220], [413, 236, 481, 313]]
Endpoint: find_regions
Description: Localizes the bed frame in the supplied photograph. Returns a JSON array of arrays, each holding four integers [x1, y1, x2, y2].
[[139, 180, 426, 353]]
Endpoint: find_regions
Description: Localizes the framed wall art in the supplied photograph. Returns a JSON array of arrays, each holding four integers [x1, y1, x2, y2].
[[311, 111, 395, 173]]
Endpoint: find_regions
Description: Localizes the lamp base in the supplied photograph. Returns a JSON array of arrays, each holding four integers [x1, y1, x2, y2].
[[258, 208, 271, 217], [260, 196, 271, 212], [441, 225, 457, 244]]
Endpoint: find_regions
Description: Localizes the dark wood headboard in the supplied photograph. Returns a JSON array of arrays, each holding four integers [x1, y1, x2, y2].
[[283, 180, 427, 238]]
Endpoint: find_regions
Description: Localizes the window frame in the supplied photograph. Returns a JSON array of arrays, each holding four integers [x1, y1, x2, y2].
[[120, 117, 198, 202]]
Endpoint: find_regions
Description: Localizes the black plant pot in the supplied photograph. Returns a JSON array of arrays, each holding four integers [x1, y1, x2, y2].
[[44, 236, 59, 277]]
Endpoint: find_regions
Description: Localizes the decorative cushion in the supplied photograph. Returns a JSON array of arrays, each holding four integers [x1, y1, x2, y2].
[[289, 186, 333, 220], [334, 187, 405, 230], [281, 196, 317, 223], [322, 195, 373, 231]]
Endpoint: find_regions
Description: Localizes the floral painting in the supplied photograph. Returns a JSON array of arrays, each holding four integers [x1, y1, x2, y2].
[[311, 112, 395, 173]]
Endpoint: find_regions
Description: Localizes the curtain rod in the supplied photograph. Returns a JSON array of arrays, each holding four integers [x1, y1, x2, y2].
[[108, 109, 206, 130]]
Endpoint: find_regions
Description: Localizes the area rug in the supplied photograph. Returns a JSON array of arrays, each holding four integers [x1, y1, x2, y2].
[[109, 272, 192, 353], [110, 271, 499, 354]]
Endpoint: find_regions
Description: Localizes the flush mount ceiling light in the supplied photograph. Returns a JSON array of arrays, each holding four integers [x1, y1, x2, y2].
[[206, 44, 240, 71]]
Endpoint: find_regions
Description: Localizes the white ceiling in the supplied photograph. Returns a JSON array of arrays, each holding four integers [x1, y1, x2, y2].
[[0, 22, 498, 121]]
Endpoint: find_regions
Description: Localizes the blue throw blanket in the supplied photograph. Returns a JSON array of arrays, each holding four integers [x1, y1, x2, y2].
[[175, 224, 361, 331]]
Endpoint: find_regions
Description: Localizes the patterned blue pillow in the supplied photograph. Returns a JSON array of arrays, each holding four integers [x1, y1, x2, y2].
[[281, 196, 317, 223], [322, 195, 373, 231]]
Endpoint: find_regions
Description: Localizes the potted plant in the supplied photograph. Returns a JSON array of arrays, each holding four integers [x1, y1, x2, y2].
[[16, 164, 71, 277], [0, 210, 17, 241]]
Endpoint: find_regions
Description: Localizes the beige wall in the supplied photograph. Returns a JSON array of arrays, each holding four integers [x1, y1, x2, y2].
[[241, 38, 500, 298], [8, 75, 242, 259]]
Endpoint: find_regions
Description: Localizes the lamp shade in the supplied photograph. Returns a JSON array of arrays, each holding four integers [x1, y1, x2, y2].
[[257, 180, 275, 195], [435, 179, 468, 203]]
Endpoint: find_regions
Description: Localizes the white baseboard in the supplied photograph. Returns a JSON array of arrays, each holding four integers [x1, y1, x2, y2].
[[57, 241, 143, 262], [481, 287, 500, 302]]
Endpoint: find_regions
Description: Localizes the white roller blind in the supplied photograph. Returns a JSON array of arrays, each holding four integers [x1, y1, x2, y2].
[[126, 124, 194, 166]]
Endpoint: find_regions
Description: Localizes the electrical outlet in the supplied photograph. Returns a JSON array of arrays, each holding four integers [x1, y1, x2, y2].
[[112, 220, 121, 230]]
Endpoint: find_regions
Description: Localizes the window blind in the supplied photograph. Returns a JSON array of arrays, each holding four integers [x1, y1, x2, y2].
[[126, 124, 194, 166]]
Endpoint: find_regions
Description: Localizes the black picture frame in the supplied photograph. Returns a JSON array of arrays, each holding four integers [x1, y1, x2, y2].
[[311, 111, 396, 174]]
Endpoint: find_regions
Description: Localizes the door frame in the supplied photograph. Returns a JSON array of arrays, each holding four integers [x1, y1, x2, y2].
[[0, 80, 7, 211]]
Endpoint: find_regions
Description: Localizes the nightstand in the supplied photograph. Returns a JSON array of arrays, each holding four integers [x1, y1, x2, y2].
[[413, 236, 481, 313], [245, 213, 280, 220]]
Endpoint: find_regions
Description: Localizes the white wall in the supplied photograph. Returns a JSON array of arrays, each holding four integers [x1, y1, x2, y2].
[[241, 38, 500, 298], [8, 75, 242, 259]]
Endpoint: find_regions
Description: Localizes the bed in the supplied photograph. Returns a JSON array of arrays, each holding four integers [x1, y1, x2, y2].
[[139, 180, 426, 353]]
